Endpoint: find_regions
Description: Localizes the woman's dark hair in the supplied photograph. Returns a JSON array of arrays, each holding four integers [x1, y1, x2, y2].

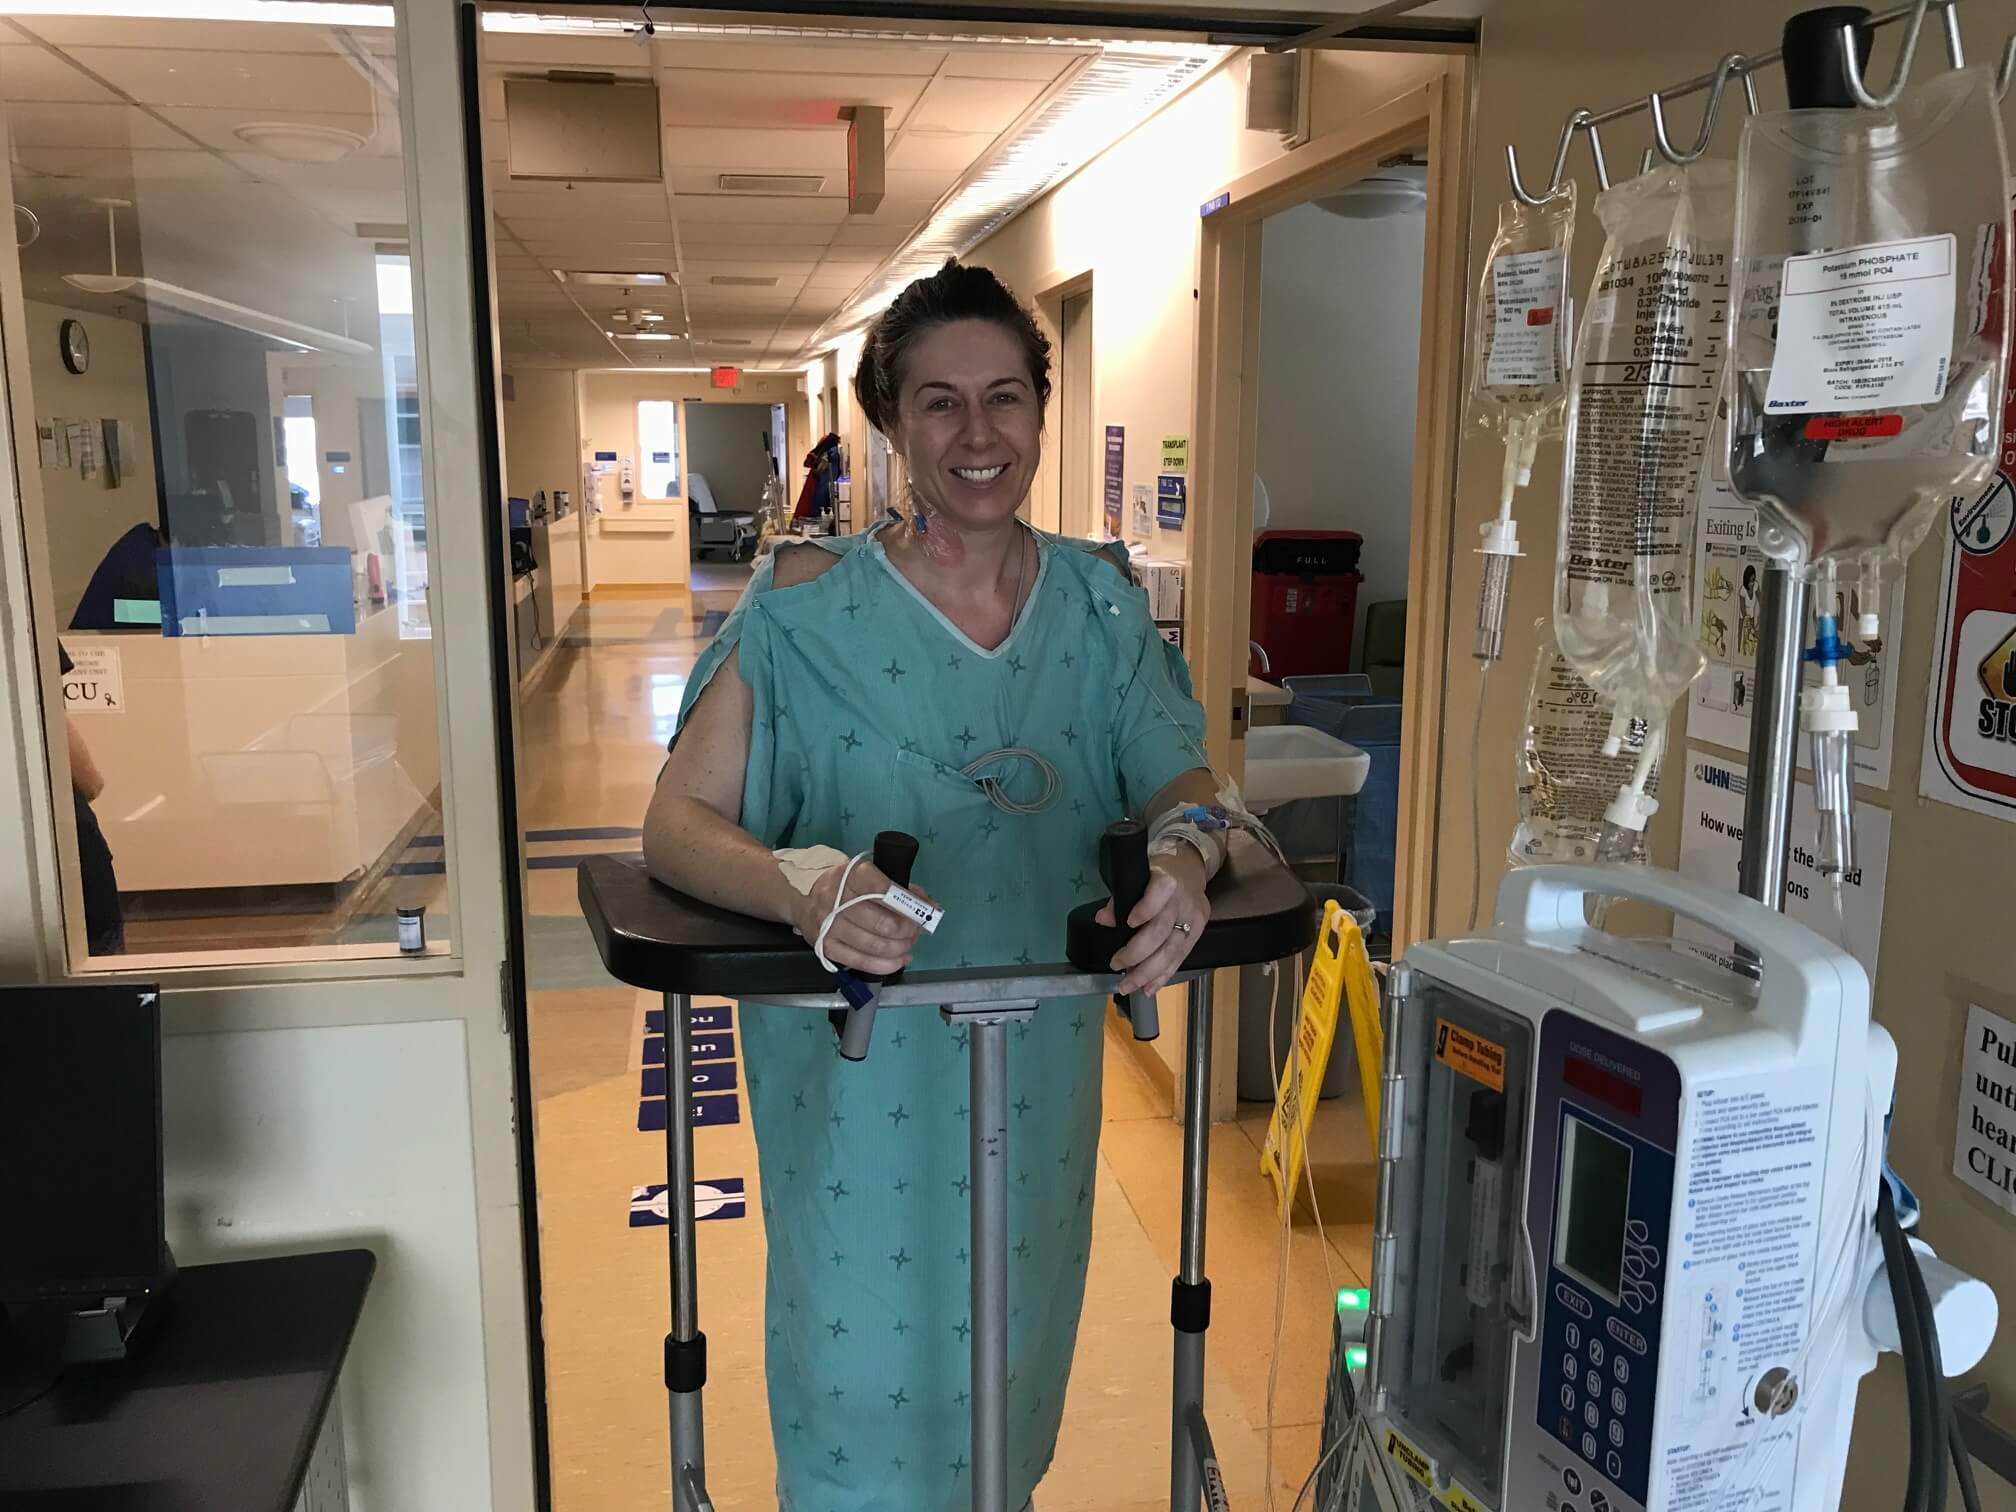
[[853, 260, 1053, 435]]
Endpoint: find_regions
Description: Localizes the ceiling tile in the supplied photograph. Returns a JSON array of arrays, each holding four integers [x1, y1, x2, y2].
[[907, 74, 1047, 134], [669, 193, 847, 225], [678, 221, 836, 249], [828, 223, 909, 250], [653, 40, 946, 78], [0, 44, 119, 103], [15, 146, 245, 182], [673, 243, 825, 267], [662, 125, 844, 174], [490, 183, 664, 217], [1, 101, 189, 151], [60, 47, 372, 113], [519, 239, 681, 260], [505, 215, 674, 242], [14, 17, 390, 54], [938, 45, 1090, 81], [888, 131, 996, 173], [656, 70, 926, 131], [481, 32, 651, 70]]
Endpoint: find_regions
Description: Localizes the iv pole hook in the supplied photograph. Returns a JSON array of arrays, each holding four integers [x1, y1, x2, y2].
[[1506, 110, 1591, 207], [1996, 34, 2015, 101], [1841, 0, 1930, 109], [1649, 54, 1743, 164]]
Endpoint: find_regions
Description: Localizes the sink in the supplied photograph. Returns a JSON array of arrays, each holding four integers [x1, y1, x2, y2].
[[1243, 723, 1370, 814]]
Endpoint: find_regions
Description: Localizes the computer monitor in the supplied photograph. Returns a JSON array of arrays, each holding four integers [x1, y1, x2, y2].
[[0, 982, 167, 1304]]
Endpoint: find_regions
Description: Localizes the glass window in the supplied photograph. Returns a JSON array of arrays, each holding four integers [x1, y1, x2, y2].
[[638, 399, 681, 498], [5, 7, 453, 966]]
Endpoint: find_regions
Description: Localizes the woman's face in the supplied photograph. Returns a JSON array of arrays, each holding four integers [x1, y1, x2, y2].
[[891, 318, 1042, 533]]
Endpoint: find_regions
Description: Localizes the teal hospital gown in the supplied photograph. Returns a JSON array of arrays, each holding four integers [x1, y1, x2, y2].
[[671, 522, 1208, 1511]]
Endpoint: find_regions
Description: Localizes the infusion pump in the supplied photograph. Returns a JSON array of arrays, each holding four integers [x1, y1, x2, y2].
[[1353, 865, 1923, 1512]]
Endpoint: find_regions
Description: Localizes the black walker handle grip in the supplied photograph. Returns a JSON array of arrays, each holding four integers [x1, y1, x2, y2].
[[1101, 819, 1159, 1041], [835, 830, 920, 1061]]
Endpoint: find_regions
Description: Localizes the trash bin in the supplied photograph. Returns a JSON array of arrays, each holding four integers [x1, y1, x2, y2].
[[1285, 678, 1403, 940], [1249, 530, 1363, 681], [1237, 883, 1376, 1102]]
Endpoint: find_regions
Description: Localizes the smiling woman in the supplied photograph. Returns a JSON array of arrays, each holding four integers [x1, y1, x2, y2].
[[640, 260, 1234, 1511]]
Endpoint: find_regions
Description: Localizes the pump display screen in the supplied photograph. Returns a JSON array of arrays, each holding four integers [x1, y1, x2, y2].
[[1554, 1113, 1633, 1302]]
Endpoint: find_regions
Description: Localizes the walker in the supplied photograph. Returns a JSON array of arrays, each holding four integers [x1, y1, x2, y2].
[[579, 823, 1317, 1512]]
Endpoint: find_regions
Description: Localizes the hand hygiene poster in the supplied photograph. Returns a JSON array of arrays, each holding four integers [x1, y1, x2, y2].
[[1689, 449, 1904, 789], [1675, 750, 1892, 981]]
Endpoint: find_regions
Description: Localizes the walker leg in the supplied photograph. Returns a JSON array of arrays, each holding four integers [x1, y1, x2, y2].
[[662, 993, 713, 1512], [1171, 975, 1216, 1512], [970, 1017, 1012, 1512]]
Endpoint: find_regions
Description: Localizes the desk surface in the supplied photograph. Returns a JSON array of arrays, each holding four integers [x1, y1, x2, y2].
[[0, 1249, 375, 1512]]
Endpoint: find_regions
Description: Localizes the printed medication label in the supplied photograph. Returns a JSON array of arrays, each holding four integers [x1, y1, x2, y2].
[[1485, 249, 1566, 388], [1765, 233, 1957, 412]]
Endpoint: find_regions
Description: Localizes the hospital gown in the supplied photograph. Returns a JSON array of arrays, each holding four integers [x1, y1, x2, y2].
[[671, 523, 1207, 1510]]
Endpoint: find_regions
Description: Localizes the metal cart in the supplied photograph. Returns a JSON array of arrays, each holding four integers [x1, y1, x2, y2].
[[578, 836, 1317, 1512]]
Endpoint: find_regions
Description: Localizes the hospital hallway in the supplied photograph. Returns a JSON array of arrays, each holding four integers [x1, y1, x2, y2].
[[517, 570, 1378, 1511]]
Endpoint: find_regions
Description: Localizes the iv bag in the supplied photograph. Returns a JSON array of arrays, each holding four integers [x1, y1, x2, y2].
[[1727, 66, 2012, 617], [1555, 161, 1736, 726], [1512, 621, 1663, 867], [1465, 188, 1576, 451]]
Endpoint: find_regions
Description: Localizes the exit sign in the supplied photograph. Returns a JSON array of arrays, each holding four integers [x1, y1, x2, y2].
[[711, 366, 740, 389]]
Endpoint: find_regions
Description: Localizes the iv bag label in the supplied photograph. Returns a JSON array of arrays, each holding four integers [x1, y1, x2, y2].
[[1486, 248, 1566, 388], [1764, 233, 1957, 412]]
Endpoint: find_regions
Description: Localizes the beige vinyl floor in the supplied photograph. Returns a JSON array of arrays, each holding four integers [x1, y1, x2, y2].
[[521, 574, 1381, 1511]]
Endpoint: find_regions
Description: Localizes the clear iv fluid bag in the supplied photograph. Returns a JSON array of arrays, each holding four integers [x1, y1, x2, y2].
[[1512, 620, 1663, 867], [1727, 66, 2012, 597], [1555, 161, 1735, 722], [1466, 188, 1576, 445]]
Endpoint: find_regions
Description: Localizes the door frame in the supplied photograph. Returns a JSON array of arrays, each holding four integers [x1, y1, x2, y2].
[[0, 0, 539, 1503], [1188, 60, 1472, 958]]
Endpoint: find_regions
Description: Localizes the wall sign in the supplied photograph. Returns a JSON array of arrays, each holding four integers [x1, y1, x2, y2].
[[1160, 435, 1189, 473], [61, 644, 123, 715], [1953, 1003, 2016, 1218], [1103, 425, 1125, 537]]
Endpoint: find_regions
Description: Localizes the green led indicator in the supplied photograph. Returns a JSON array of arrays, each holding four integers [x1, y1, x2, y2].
[[1346, 1346, 1369, 1370], [1337, 1287, 1370, 1313]]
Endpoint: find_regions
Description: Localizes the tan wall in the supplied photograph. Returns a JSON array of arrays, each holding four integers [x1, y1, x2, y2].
[[1458, 5, 2016, 1506], [967, 48, 1448, 560], [502, 367, 580, 509], [23, 301, 160, 626], [577, 369, 803, 587]]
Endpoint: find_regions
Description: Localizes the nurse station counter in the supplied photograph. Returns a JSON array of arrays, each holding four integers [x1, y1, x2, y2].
[[64, 540, 439, 896]]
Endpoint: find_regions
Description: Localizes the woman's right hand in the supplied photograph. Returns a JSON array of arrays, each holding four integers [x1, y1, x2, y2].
[[791, 862, 931, 975]]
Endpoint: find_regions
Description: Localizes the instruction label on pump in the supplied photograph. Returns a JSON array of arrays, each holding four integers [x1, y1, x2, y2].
[[1485, 249, 1566, 388], [1435, 1019, 1505, 1091], [1765, 233, 1957, 412]]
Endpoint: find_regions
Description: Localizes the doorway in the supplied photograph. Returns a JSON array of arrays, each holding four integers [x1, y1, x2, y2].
[[1057, 286, 1095, 538]]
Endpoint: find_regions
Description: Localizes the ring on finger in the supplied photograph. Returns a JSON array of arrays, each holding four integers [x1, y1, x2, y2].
[[1172, 920, 1193, 935]]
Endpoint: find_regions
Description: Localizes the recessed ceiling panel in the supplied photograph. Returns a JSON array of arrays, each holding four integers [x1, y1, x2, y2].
[[939, 45, 1092, 82], [670, 195, 847, 226], [661, 126, 844, 174], [907, 75, 1048, 134], [0, 43, 124, 104], [656, 70, 926, 131], [2, 101, 189, 151], [61, 47, 370, 113], [888, 132, 997, 173]]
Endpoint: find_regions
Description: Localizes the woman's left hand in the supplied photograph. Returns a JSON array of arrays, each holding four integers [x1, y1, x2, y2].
[[1097, 849, 1210, 997]]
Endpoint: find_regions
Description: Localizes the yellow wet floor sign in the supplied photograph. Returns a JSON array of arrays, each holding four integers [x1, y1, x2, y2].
[[1261, 900, 1384, 1217]]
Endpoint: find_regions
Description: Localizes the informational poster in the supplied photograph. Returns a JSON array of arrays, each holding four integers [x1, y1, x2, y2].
[[1921, 245, 2016, 822], [60, 643, 123, 715], [1689, 471, 1903, 788], [1103, 425, 1125, 537], [1131, 482, 1152, 537], [1674, 749, 1891, 980], [1953, 1003, 2016, 1219]]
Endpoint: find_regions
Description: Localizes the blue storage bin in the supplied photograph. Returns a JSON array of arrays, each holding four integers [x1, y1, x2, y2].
[[1284, 676, 1401, 938]]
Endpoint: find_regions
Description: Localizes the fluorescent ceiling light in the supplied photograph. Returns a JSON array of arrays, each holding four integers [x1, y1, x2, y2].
[[1, 0, 391, 21], [129, 279, 373, 355], [559, 270, 670, 287], [609, 330, 676, 342], [710, 275, 779, 289]]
